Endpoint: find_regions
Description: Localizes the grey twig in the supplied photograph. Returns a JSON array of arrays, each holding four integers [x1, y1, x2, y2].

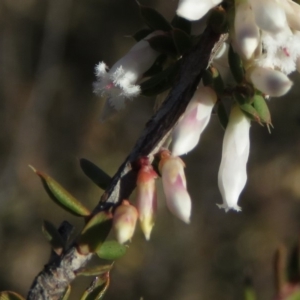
[[27, 26, 221, 300]]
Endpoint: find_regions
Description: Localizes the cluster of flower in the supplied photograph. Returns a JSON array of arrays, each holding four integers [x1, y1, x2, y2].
[[94, 0, 300, 242]]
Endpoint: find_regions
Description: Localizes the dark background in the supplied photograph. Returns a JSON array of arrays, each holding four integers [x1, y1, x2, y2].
[[1, 0, 300, 299]]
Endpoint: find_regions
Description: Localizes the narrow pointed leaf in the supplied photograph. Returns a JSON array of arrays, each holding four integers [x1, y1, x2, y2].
[[80, 273, 110, 300], [217, 101, 228, 130], [239, 103, 260, 123], [252, 94, 272, 126], [139, 4, 172, 32], [75, 264, 112, 277], [61, 285, 71, 300], [77, 211, 113, 254], [228, 44, 245, 84], [171, 15, 191, 34], [132, 28, 153, 41], [42, 220, 64, 255], [0, 292, 25, 300], [30, 166, 91, 217], [80, 159, 111, 190], [96, 240, 127, 260]]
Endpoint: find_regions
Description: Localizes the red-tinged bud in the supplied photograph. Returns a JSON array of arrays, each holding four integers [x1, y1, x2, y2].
[[113, 200, 138, 244], [158, 150, 191, 223], [136, 165, 158, 240]]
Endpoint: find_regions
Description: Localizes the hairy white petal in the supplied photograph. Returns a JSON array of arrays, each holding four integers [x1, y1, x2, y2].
[[172, 86, 217, 156], [217, 106, 250, 212], [176, 0, 222, 21], [234, 2, 260, 60], [248, 66, 293, 96]]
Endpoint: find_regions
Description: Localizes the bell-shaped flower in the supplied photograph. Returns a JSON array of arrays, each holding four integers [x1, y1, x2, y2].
[[280, 0, 300, 31], [93, 32, 160, 115], [171, 86, 217, 156], [176, 0, 222, 21], [159, 150, 191, 223], [234, 2, 260, 60], [217, 105, 251, 212], [113, 200, 138, 244], [248, 0, 287, 34], [247, 66, 293, 96], [136, 163, 158, 240]]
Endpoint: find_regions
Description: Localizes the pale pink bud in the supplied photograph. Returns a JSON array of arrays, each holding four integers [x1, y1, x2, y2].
[[113, 200, 138, 244], [171, 86, 217, 156], [159, 150, 191, 223], [176, 0, 222, 21], [217, 105, 251, 212], [249, 0, 287, 34], [234, 2, 260, 60], [247, 66, 293, 97], [136, 164, 158, 240]]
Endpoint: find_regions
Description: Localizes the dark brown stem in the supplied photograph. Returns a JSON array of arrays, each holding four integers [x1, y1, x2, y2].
[[27, 26, 221, 300]]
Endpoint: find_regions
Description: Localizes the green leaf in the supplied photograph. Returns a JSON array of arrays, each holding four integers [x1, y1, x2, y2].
[[217, 101, 228, 130], [42, 220, 65, 255], [138, 3, 172, 32], [30, 166, 91, 217], [61, 285, 71, 300], [252, 94, 272, 127], [80, 273, 110, 300], [80, 159, 111, 190], [77, 211, 113, 255], [96, 240, 127, 260], [132, 28, 153, 41], [171, 29, 192, 56], [75, 264, 112, 277], [0, 292, 25, 300], [202, 67, 224, 95], [171, 15, 191, 34], [228, 44, 245, 84], [140, 62, 180, 97], [238, 103, 260, 123]]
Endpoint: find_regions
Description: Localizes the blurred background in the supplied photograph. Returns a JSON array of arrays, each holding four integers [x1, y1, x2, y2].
[[1, 0, 300, 299]]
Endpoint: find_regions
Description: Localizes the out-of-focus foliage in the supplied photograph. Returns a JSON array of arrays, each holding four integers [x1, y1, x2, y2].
[[1, 0, 300, 300]]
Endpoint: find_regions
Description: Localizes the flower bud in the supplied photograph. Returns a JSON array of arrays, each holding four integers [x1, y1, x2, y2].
[[171, 86, 217, 156], [176, 0, 222, 21], [234, 2, 259, 60], [217, 105, 250, 212], [159, 150, 191, 223], [113, 200, 138, 244], [136, 164, 158, 240], [247, 66, 293, 97]]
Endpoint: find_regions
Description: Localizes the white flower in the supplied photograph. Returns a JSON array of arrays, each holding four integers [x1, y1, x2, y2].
[[281, 0, 300, 31], [93, 33, 160, 111], [176, 0, 222, 21], [234, 2, 260, 60], [171, 86, 217, 156], [247, 66, 293, 96], [217, 105, 251, 212], [159, 151, 191, 223]]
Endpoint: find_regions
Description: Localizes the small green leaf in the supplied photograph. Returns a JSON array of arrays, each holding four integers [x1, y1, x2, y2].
[[76, 264, 112, 277], [61, 285, 71, 300], [171, 15, 191, 34], [138, 4, 172, 32], [132, 28, 153, 41], [42, 220, 64, 255], [30, 166, 91, 217], [96, 240, 127, 260], [0, 292, 25, 300], [239, 103, 260, 123], [252, 94, 272, 127], [202, 67, 224, 95], [80, 273, 110, 300], [80, 159, 111, 190], [171, 29, 192, 56], [77, 211, 113, 255], [140, 62, 180, 97], [217, 101, 228, 130], [228, 44, 245, 84]]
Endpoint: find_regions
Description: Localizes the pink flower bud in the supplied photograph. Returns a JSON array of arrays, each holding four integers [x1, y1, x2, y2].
[[171, 86, 217, 156], [176, 0, 222, 21], [136, 164, 158, 240], [113, 200, 138, 244], [234, 2, 260, 60], [217, 105, 250, 212], [247, 66, 293, 97], [159, 150, 191, 223]]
